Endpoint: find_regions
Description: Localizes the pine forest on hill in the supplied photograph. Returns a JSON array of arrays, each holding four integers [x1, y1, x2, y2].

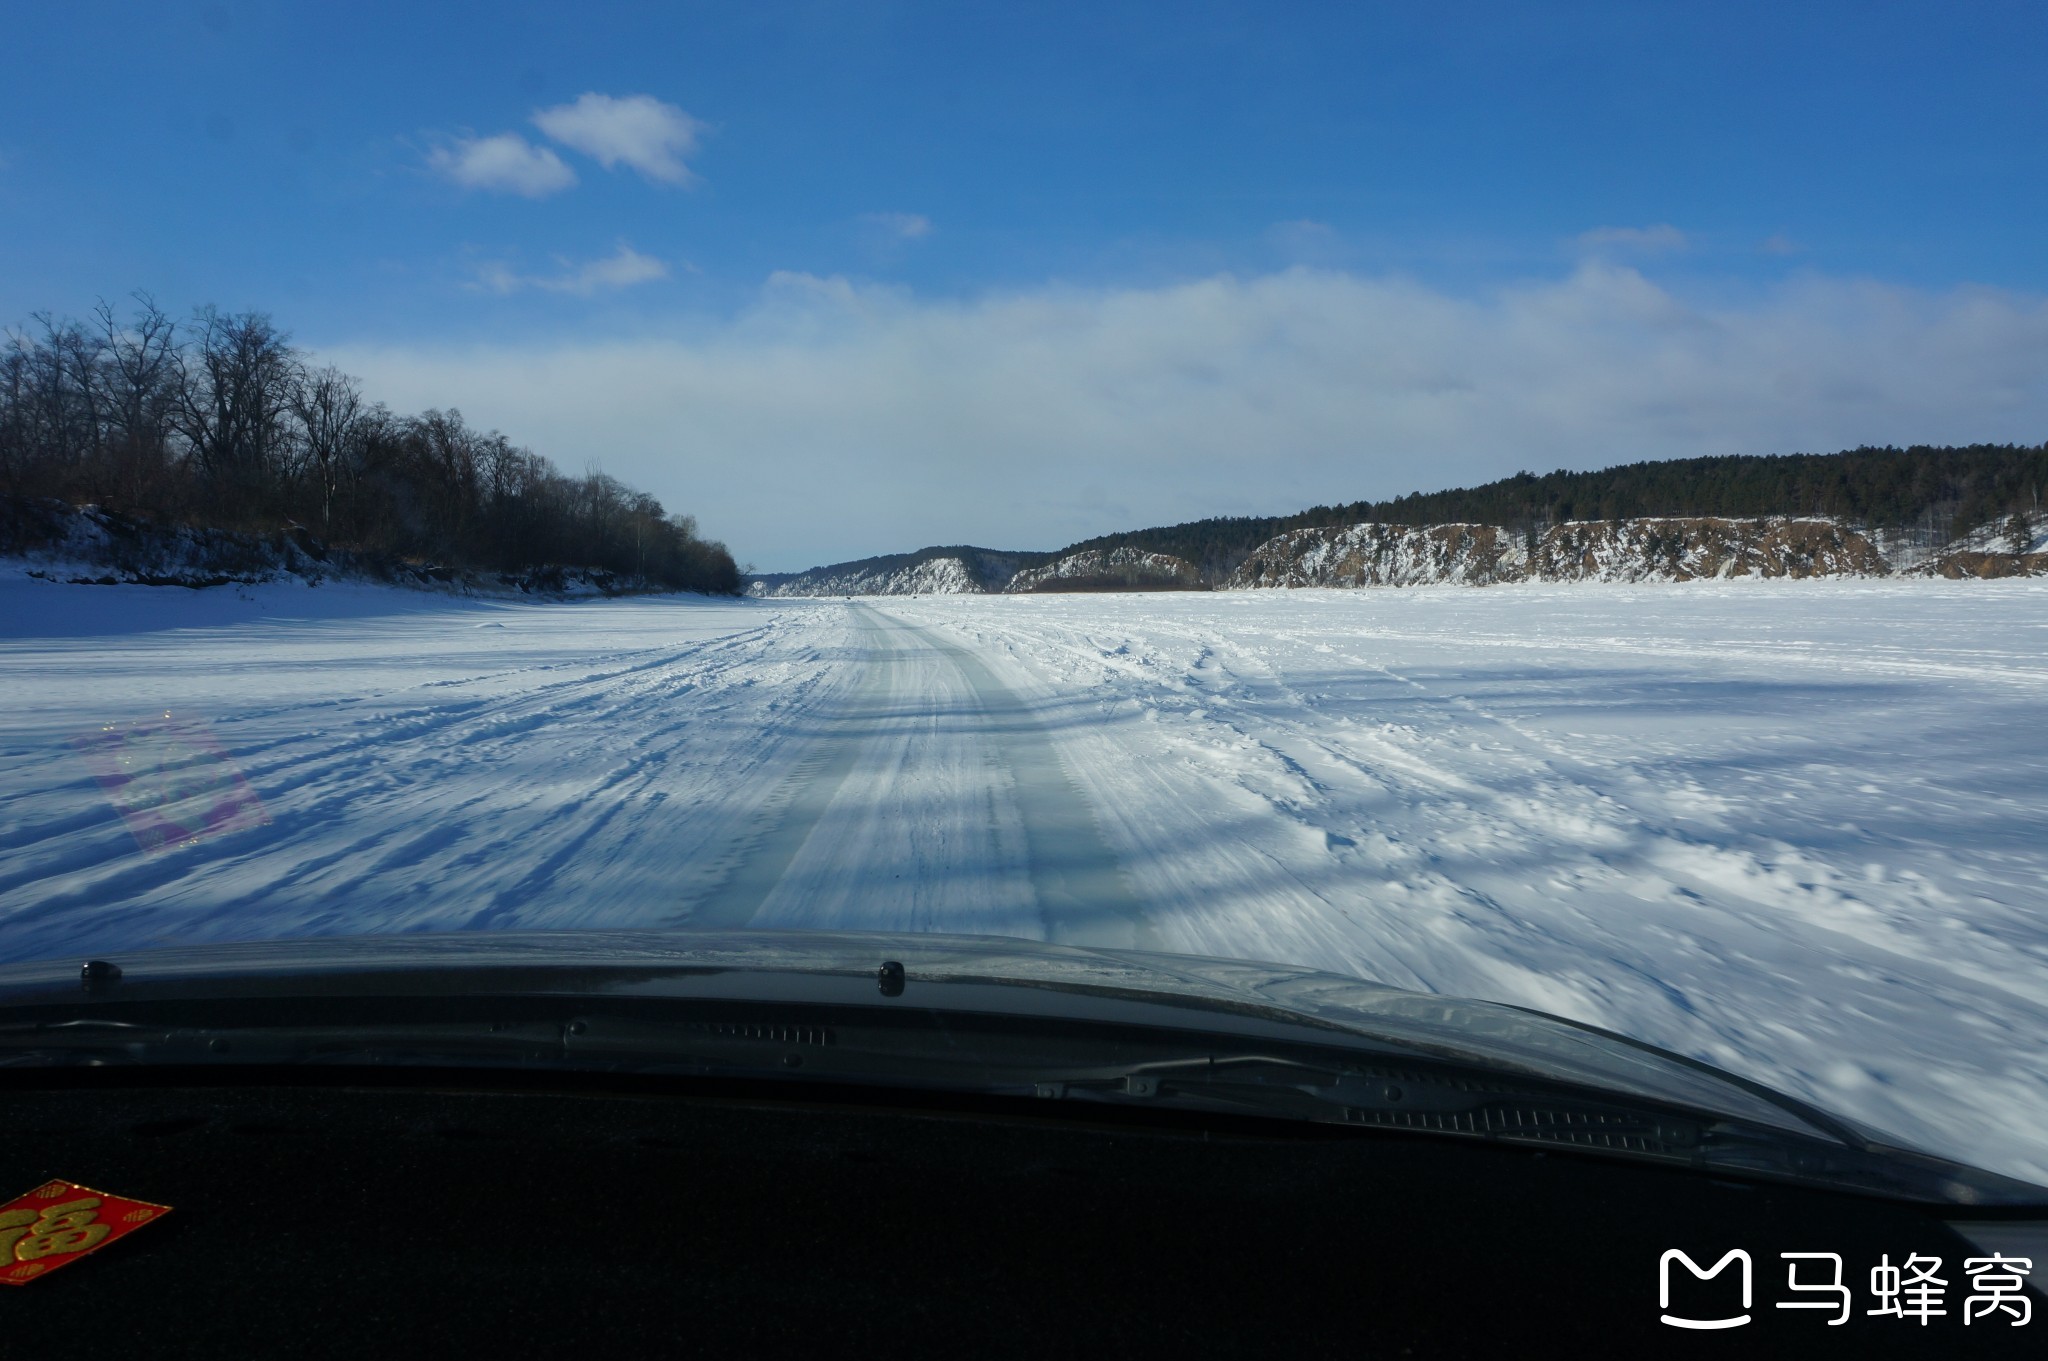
[[1063, 444, 2048, 582]]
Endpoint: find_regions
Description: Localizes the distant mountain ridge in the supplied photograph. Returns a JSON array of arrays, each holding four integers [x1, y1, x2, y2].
[[1062, 442, 2048, 583], [748, 545, 1053, 597], [746, 443, 2048, 596]]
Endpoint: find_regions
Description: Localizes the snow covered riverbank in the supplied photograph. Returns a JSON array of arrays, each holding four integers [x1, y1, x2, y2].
[[2, 572, 2045, 1183]]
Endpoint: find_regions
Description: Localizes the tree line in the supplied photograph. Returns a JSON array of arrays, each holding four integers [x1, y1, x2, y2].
[[0, 294, 740, 594], [1066, 443, 2048, 582]]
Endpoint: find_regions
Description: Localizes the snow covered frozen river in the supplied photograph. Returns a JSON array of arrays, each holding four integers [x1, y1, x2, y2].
[[3, 574, 2046, 1183]]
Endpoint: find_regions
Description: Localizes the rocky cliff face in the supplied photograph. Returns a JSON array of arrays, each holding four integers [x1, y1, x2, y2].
[[752, 545, 1204, 596], [1227, 516, 2045, 589], [746, 514, 2047, 598], [1927, 548, 2048, 578], [747, 546, 1051, 597], [1528, 517, 1889, 581], [1230, 523, 1525, 589], [749, 555, 984, 596], [1895, 514, 2048, 578], [1006, 546, 1202, 592]]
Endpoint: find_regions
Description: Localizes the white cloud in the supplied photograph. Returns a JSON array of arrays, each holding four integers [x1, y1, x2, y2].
[[470, 243, 670, 297], [860, 212, 933, 241], [1577, 223, 1690, 255], [1759, 232, 1803, 256], [327, 264, 2048, 571], [532, 93, 706, 186], [426, 133, 576, 197]]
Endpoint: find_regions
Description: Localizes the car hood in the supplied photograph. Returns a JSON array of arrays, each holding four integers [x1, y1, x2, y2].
[[2, 927, 2043, 1208]]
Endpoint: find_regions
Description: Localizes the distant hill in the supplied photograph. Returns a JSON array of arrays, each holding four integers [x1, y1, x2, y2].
[[750, 443, 2047, 595], [1061, 443, 2048, 583], [749, 545, 1054, 597]]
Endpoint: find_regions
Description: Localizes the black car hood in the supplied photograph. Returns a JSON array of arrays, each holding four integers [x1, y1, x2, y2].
[[1, 927, 2043, 1209]]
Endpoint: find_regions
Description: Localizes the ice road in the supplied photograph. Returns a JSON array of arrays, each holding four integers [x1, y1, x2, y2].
[[2, 574, 2046, 1183]]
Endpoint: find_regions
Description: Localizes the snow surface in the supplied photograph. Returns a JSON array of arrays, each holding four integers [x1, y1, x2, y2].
[[3, 571, 2046, 1183]]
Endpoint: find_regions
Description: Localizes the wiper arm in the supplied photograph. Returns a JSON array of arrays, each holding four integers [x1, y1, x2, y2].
[[3, 1006, 2042, 1209], [1014, 1050, 2048, 1208], [1020, 1051, 1702, 1145], [0, 1016, 1697, 1151]]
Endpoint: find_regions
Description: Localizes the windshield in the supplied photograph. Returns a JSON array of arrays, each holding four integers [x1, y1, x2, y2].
[[3, 0, 2046, 1212]]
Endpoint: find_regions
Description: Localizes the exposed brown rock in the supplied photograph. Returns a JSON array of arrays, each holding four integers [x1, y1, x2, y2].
[[1228, 517, 1898, 588], [1923, 551, 2048, 579], [1008, 547, 1203, 592]]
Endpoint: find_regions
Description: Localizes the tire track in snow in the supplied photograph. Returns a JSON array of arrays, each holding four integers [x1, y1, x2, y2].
[[878, 607, 1157, 951], [877, 592, 2048, 1185], [0, 602, 848, 955], [677, 611, 891, 929], [682, 604, 1157, 950]]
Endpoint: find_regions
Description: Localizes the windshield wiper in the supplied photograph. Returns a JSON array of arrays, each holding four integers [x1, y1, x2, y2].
[[1012, 1050, 2041, 1206], [3, 1003, 2041, 1211]]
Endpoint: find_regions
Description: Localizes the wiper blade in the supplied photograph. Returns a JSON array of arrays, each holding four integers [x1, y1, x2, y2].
[[1009, 1051, 1978, 1201], [5, 1006, 2041, 1211]]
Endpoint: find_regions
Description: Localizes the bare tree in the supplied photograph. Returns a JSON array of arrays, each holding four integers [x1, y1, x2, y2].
[[0, 332, 33, 490], [15, 313, 103, 485], [3, 291, 742, 593], [290, 363, 364, 532], [93, 294, 182, 507], [174, 307, 299, 519]]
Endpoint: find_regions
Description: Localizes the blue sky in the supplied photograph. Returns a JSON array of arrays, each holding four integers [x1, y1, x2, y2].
[[6, 2, 2046, 568]]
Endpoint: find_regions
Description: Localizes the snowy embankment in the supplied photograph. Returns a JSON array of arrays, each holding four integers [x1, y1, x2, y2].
[[747, 546, 1045, 597], [2, 573, 2045, 1184], [751, 514, 2048, 597], [1, 496, 640, 597], [1007, 546, 1201, 592], [750, 554, 985, 597], [1228, 515, 2045, 587]]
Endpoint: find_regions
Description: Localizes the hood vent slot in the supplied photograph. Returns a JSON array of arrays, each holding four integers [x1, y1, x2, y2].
[[1344, 1104, 1673, 1154], [690, 1021, 835, 1047]]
